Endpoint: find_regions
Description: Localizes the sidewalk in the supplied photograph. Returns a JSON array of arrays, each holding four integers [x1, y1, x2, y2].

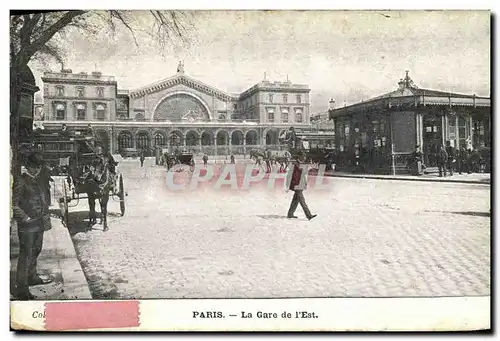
[[10, 205, 92, 300], [322, 171, 491, 184]]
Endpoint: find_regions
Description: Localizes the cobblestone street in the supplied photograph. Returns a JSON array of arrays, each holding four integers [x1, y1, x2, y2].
[[69, 158, 491, 299]]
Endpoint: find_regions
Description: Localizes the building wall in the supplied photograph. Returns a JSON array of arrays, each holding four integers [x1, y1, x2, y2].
[[42, 73, 117, 122]]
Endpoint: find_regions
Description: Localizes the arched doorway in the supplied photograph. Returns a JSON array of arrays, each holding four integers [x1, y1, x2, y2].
[[169, 130, 183, 151], [231, 130, 244, 145], [216, 130, 229, 145], [136, 131, 150, 152], [185, 130, 199, 146], [266, 130, 278, 145], [245, 130, 258, 146], [118, 131, 133, 151], [201, 131, 214, 146]]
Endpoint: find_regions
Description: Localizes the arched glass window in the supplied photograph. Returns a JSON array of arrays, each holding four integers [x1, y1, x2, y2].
[[118, 131, 133, 150], [56, 104, 65, 120], [96, 104, 105, 120], [137, 132, 150, 150], [154, 132, 166, 146], [76, 104, 86, 120]]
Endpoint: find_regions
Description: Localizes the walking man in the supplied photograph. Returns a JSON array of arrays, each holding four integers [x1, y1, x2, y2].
[[139, 149, 145, 167], [203, 154, 208, 167], [286, 154, 317, 221], [12, 151, 53, 300]]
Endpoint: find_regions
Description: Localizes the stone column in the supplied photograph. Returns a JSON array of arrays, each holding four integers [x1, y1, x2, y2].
[[213, 136, 218, 156]]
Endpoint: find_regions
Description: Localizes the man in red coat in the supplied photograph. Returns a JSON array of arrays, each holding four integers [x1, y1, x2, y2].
[[286, 155, 317, 220]]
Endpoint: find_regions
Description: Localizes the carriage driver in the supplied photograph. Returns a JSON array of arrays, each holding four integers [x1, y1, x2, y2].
[[287, 127, 298, 149], [94, 144, 118, 175]]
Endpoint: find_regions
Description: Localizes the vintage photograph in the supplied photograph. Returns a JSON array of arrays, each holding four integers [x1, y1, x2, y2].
[[9, 9, 490, 330]]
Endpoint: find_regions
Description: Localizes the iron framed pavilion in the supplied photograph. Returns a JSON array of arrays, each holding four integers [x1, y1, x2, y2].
[[328, 72, 490, 175]]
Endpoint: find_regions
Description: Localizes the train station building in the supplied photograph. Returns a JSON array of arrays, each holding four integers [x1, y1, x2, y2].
[[38, 62, 315, 156], [328, 71, 491, 174]]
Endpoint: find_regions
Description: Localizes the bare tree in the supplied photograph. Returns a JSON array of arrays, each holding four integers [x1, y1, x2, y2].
[[10, 10, 194, 175]]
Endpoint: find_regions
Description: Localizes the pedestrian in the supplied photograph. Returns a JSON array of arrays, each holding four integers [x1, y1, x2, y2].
[[265, 149, 272, 173], [139, 149, 145, 167], [445, 141, 456, 176], [412, 145, 424, 175], [203, 154, 208, 167], [437, 145, 448, 177], [285, 154, 317, 221], [12, 151, 53, 300], [458, 146, 468, 174], [230, 154, 235, 164]]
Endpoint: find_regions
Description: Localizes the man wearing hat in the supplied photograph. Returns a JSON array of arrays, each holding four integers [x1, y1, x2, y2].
[[12, 151, 53, 300], [285, 153, 317, 221]]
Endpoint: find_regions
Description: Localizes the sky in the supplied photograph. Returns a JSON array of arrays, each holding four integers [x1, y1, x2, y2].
[[30, 10, 491, 114]]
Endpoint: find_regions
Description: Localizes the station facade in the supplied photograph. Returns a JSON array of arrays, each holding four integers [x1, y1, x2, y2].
[[39, 63, 312, 156]]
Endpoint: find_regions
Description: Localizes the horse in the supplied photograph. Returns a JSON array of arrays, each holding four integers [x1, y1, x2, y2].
[[273, 150, 291, 172], [249, 149, 266, 170], [83, 153, 116, 232]]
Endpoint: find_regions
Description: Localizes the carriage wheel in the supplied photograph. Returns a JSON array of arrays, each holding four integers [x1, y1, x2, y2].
[[118, 174, 125, 216], [189, 160, 195, 172], [61, 180, 69, 227]]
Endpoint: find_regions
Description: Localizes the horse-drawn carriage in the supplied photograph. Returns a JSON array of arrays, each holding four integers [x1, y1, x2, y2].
[[164, 150, 196, 172], [278, 128, 336, 171], [25, 132, 126, 231]]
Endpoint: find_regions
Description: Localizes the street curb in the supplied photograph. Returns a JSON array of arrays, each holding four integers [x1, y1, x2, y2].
[[50, 215, 93, 299], [323, 173, 491, 185]]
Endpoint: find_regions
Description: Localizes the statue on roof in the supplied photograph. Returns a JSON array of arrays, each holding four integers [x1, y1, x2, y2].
[[177, 61, 185, 74]]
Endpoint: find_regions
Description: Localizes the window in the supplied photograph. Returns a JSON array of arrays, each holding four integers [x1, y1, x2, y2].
[[76, 87, 85, 98], [268, 94, 274, 103], [218, 114, 226, 120], [55, 103, 65, 120], [96, 104, 105, 120], [296, 111, 303, 123], [283, 94, 288, 103], [296, 95, 302, 104], [76, 104, 86, 120], [118, 131, 133, 150], [233, 104, 237, 110], [282, 112, 288, 123], [96, 87, 104, 98], [267, 108, 275, 121], [154, 132, 166, 146], [135, 112, 145, 121], [56, 86, 64, 97]]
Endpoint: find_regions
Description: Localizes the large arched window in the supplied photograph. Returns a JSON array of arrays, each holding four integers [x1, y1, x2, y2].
[[118, 131, 133, 150]]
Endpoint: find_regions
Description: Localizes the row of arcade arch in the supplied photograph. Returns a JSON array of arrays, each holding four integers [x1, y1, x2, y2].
[[114, 129, 283, 151]]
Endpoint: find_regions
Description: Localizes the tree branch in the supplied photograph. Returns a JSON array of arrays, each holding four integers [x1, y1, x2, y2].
[[110, 10, 139, 47], [23, 10, 85, 61]]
